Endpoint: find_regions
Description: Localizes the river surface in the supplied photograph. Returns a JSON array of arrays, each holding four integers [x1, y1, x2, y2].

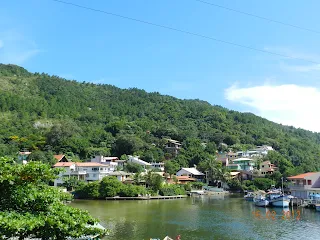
[[71, 195, 320, 240]]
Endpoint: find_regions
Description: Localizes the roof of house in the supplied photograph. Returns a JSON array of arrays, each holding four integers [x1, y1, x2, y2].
[[179, 168, 205, 176], [232, 158, 254, 162], [227, 164, 239, 166], [128, 156, 152, 166], [103, 157, 119, 160], [54, 162, 75, 167], [76, 162, 106, 167], [261, 160, 271, 164], [177, 176, 196, 181], [287, 172, 318, 179], [53, 162, 105, 167], [109, 171, 132, 176], [54, 154, 66, 161]]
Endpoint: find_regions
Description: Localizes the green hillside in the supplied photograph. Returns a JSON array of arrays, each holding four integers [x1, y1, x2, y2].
[[0, 64, 319, 174]]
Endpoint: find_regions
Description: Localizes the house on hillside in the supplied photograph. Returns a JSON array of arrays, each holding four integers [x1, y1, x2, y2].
[[54, 154, 70, 163], [176, 167, 205, 182], [18, 150, 32, 164], [128, 155, 152, 169], [53, 162, 110, 187], [108, 171, 133, 182], [258, 160, 277, 177], [226, 152, 238, 161], [164, 139, 182, 157], [227, 158, 255, 171], [91, 155, 119, 172], [217, 155, 229, 167], [287, 172, 320, 199], [151, 162, 165, 171]]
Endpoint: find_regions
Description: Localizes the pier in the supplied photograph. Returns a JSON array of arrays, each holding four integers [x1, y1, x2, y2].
[[105, 195, 188, 200]]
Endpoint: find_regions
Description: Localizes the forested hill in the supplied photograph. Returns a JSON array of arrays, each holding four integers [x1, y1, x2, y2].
[[0, 64, 319, 173]]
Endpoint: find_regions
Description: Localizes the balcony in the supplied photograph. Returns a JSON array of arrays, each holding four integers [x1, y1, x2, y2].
[[289, 183, 307, 190], [70, 170, 87, 175]]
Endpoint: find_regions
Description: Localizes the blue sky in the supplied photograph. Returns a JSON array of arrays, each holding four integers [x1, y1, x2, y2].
[[1, 0, 320, 131]]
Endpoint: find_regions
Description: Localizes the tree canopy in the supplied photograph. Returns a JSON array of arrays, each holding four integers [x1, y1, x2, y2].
[[0, 64, 320, 174], [0, 157, 103, 239]]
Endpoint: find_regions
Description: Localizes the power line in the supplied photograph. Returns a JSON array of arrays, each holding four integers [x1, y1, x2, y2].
[[51, 0, 319, 64], [194, 0, 320, 34]]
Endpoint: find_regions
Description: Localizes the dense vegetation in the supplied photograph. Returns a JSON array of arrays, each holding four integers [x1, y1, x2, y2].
[[1, 64, 320, 175], [74, 175, 186, 199], [0, 157, 103, 239]]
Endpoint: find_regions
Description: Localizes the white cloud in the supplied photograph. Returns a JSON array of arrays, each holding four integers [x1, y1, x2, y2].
[[225, 84, 320, 132], [0, 30, 41, 64]]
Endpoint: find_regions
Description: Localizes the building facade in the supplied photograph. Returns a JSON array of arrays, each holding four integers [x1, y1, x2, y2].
[[288, 172, 320, 199]]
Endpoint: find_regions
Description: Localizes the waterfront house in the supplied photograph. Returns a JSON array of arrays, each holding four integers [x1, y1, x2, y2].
[[108, 171, 133, 182], [287, 172, 320, 199], [176, 176, 196, 184], [164, 139, 182, 157], [176, 167, 205, 182], [53, 162, 110, 187], [91, 155, 119, 172], [54, 154, 70, 162]]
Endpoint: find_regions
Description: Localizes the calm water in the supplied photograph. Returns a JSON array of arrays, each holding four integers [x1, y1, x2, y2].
[[71, 195, 320, 240]]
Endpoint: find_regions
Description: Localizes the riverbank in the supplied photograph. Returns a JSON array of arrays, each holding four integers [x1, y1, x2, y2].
[[71, 195, 320, 240], [105, 195, 188, 200]]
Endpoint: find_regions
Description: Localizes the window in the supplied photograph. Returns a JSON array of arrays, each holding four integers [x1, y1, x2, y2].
[[92, 167, 99, 171], [261, 165, 264, 168], [303, 180, 306, 185], [308, 180, 312, 185], [100, 168, 103, 170]]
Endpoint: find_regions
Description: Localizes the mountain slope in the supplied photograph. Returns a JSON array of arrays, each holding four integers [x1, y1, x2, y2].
[[0, 64, 319, 173]]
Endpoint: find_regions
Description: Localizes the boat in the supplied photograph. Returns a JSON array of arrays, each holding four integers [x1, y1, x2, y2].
[[254, 195, 269, 207], [244, 192, 254, 201], [269, 196, 290, 207], [266, 191, 290, 207]]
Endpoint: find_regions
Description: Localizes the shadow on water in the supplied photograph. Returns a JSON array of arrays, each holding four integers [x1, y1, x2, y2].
[[71, 196, 320, 240]]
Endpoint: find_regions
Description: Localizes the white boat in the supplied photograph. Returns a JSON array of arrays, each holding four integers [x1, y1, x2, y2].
[[267, 194, 290, 207], [254, 195, 269, 207], [244, 192, 254, 201]]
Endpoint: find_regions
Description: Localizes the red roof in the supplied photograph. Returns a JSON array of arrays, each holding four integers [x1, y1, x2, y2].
[[287, 172, 317, 179], [54, 154, 65, 161], [176, 176, 196, 181]]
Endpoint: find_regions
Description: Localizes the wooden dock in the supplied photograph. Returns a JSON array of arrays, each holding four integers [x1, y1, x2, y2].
[[105, 195, 188, 200]]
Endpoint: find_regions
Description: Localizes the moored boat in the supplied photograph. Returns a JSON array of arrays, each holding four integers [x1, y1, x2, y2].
[[254, 195, 269, 207], [244, 192, 254, 201]]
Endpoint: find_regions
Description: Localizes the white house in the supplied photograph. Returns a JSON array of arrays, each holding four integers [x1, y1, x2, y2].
[[53, 162, 111, 186], [91, 155, 119, 172], [176, 167, 205, 181], [287, 172, 320, 199], [128, 155, 152, 169], [108, 171, 133, 182], [151, 162, 165, 171]]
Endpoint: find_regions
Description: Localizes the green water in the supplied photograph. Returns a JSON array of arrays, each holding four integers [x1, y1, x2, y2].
[[71, 195, 320, 240]]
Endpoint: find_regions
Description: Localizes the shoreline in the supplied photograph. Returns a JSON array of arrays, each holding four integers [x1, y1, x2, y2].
[[105, 195, 188, 200]]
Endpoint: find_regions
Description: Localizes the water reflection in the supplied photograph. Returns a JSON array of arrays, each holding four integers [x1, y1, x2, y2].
[[71, 196, 320, 240]]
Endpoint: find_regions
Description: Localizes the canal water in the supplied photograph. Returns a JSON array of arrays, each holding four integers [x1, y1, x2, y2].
[[71, 195, 320, 240]]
